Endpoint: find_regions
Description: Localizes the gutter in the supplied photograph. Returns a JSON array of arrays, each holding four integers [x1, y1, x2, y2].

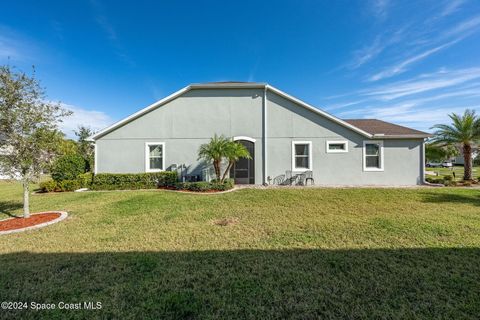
[[372, 134, 433, 139]]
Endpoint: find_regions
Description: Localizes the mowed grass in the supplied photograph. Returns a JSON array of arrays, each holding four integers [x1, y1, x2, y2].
[[426, 165, 479, 181], [0, 182, 479, 319]]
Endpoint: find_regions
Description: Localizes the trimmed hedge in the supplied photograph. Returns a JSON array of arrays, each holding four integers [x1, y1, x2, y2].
[[39, 173, 94, 192], [40, 172, 234, 193], [90, 172, 178, 190]]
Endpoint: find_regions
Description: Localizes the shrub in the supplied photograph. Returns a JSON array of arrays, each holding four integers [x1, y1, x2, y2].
[[58, 179, 82, 192], [176, 181, 211, 192], [39, 179, 58, 192], [425, 176, 444, 184], [210, 179, 234, 191], [77, 172, 94, 188], [91, 172, 178, 190], [40, 179, 80, 192], [51, 154, 86, 182], [175, 179, 234, 192]]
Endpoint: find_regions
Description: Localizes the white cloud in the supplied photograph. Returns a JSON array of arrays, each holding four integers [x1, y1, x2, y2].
[[58, 103, 114, 139], [366, 14, 480, 81], [362, 67, 480, 100], [368, 40, 458, 81], [443, 14, 480, 38], [0, 35, 20, 60], [324, 99, 370, 111], [438, 0, 466, 17], [350, 37, 386, 69], [369, 0, 390, 20]]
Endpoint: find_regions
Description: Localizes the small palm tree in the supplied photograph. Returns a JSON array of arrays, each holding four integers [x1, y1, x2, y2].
[[431, 109, 480, 180], [198, 134, 229, 180], [221, 141, 252, 182]]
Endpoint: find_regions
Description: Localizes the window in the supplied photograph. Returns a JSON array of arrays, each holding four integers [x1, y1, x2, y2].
[[145, 142, 165, 172], [326, 140, 348, 153], [292, 141, 312, 171], [363, 140, 384, 171]]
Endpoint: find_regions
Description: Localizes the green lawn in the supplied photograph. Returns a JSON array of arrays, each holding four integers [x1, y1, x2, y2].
[[0, 182, 479, 319], [426, 165, 479, 181]]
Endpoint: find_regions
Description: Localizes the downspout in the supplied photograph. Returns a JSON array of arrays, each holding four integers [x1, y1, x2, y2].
[[421, 138, 442, 187], [94, 142, 98, 175], [263, 86, 268, 185], [420, 139, 425, 184]]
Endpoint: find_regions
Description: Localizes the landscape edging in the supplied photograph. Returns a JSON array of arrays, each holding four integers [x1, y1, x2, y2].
[[0, 211, 68, 235]]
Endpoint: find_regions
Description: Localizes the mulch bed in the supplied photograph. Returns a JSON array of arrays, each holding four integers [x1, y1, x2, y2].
[[0, 212, 61, 232], [157, 187, 227, 193]]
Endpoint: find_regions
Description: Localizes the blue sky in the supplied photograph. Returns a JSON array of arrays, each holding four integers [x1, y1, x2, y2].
[[1, 0, 480, 137]]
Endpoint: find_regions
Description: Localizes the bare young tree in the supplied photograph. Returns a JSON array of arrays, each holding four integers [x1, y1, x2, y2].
[[0, 66, 71, 217]]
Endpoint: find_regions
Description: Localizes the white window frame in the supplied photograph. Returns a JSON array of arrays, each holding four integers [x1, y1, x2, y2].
[[145, 142, 165, 172], [292, 141, 312, 171], [326, 140, 348, 153], [363, 140, 384, 172]]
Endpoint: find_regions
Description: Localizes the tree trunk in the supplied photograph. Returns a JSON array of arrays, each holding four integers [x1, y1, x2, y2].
[[463, 144, 472, 181], [221, 162, 233, 183], [22, 179, 30, 218], [213, 159, 221, 181]]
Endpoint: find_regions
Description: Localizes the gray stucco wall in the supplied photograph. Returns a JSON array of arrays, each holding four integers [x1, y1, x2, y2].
[[266, 92, 423, 185], [96, 87, 424, 185], [96, 88, 265, 184]]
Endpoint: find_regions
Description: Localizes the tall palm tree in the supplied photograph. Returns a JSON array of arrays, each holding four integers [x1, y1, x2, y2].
[[431, 109, 480, 180], [197, 134, 229, 180], [221, 141, 252, 182]]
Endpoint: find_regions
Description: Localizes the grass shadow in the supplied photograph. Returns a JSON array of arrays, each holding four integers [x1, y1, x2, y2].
[[0, 248, 479, 319], [0, 201, 23, 218], [421, 191, 480, 206]]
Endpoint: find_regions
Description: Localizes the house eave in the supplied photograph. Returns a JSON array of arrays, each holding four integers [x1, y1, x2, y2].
[[189, 82, 267, 89]]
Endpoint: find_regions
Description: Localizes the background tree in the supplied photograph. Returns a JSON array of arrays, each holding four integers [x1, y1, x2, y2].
[[425, 143, 458, 163], [431, 109, 480, 180], [0, 65, 71, 217], [74, 126, 95, 172]]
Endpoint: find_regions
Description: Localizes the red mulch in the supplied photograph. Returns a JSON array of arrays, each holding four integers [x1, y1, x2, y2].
[[0, 213, 61, 232]]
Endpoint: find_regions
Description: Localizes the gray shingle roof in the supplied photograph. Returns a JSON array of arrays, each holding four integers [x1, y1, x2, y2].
[[343, 119, 431, 137]]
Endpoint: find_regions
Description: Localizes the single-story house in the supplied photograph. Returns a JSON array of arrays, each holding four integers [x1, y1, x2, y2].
[[90, 82, 431, 186], [452, 150, 478, 165]]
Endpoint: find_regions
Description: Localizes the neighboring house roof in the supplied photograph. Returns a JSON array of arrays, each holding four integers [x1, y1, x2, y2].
[[344, 119, 431, 138], [89, 82, 431, 140]]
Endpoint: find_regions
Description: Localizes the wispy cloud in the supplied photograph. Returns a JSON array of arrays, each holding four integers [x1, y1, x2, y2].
[[362, 67, 480, 100], [0, 27, 40, 62], [368, 40, 459, 81], [349, 36, 385, 69], [443, 14, 480, 37], [89, 0, 134, 66], [0, 35, 21, 60], [367, 15, 480, 81], [369, 0, 390, 21], [324, 99, 370, 111], [439, 0, 466, 17], [360, 105, 475, 128], [58, 103, 114, 138]]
